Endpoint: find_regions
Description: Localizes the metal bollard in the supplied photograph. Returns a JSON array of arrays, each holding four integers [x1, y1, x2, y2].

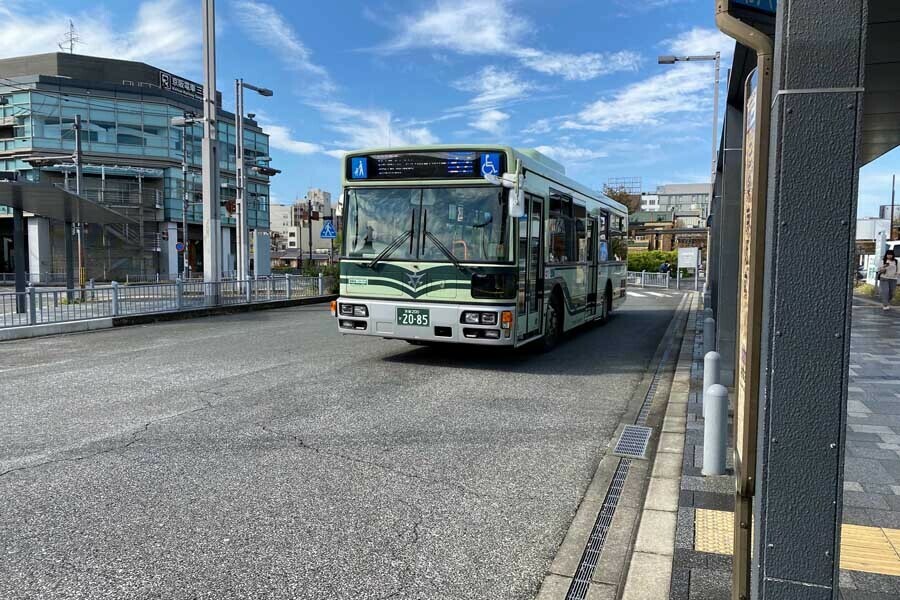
[[245, 278, 252, 303], [703, 351, 721, 419], [703, 384, 728, 476], [175, 279, 184, 310], [318, 273, 324, 295], [27, 286, 36, 325], [111, 281, 119, 316], [703, 317, 716, 357], [285, 275, 292, 299], [641, 270, 646, 288]]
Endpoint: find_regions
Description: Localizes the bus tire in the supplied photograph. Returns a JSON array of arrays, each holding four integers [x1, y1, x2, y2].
[[541, 296, 563, 352], [600, 282, 613, 324]]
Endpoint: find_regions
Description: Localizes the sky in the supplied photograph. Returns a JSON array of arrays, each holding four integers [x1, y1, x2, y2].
[[1, 0, 897, 215]]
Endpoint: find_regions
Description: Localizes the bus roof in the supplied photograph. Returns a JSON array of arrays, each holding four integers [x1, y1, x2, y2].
[[342, 144, 627, 215]]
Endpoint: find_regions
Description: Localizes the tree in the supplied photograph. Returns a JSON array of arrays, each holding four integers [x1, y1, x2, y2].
[[602, 186, 642, 214]]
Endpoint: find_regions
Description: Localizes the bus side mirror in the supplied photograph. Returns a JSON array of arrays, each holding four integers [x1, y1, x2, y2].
[[509, 188, 525, 218]]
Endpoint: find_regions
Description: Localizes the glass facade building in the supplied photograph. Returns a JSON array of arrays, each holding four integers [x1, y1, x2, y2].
[[0, 52, 271, 279]]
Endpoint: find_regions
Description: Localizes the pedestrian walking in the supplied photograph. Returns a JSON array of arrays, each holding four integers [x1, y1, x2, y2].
[[878, 249, 899, 310]]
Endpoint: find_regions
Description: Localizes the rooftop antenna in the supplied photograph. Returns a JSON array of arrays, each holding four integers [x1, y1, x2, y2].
[[59, 20, 81, 54]]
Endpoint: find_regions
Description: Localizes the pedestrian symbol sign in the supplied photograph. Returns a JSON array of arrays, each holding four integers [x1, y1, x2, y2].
[[320, 219, 337, 239], [351, 157, 368, 179], [480, 153, 500, 178]]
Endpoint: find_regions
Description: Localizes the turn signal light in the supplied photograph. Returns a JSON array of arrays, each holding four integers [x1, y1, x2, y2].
[[330, 300, 337, 317], [500, 311, 513, 330]]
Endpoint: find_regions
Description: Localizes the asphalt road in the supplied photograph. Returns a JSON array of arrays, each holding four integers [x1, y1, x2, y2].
[[0, 291, 684, 600]]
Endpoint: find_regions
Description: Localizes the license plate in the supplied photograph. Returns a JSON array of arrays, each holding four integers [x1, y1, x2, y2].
[[396, 307, 430, 327]]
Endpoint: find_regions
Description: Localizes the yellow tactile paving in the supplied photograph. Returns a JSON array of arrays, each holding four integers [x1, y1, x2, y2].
[[695, 508, 734, 554], [692, 508, 900, 577]]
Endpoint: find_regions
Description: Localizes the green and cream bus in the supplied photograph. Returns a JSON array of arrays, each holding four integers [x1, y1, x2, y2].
[[333, 145, 628, 350]]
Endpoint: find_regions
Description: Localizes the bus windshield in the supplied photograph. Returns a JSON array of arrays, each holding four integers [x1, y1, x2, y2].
[[345, 187, 509, 263]]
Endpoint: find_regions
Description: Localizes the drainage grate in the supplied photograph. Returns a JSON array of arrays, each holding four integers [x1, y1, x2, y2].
[[613, 425, 652, 459], [565, 307, 688, 600], [565, 459, 632, 600]]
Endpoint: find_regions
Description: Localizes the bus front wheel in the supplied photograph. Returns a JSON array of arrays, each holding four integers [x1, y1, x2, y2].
[[541, 298, 563, 352]]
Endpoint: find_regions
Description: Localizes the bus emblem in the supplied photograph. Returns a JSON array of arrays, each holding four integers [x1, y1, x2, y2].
[[406, 272, 425, 289]]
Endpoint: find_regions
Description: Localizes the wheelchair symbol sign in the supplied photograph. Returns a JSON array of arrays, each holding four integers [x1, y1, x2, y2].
[[480, 153, 500, 177]]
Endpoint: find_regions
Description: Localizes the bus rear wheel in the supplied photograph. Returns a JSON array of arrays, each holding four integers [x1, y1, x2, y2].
[[541, 298, 563, 352]]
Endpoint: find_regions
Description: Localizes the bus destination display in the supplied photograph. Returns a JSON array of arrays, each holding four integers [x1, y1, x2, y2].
[[349, 151, 504, 180]]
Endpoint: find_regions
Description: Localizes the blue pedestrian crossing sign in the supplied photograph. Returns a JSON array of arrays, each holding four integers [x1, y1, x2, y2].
[[320, 218, 338, 239]]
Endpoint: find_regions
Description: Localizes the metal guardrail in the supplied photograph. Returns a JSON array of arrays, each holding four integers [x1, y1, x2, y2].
[[626, 271, 671, 288], [0, 275, 335, 330]]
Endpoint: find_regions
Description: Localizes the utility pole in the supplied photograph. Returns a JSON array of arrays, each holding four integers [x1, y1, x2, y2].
[[891, 175, 897, 240], [201, 0, 220, 283]]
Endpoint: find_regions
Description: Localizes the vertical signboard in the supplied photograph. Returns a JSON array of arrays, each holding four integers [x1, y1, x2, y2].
[[735, 69, 758, 492]]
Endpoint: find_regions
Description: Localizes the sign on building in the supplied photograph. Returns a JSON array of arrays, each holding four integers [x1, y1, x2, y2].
[[159, 70, 204, 100]]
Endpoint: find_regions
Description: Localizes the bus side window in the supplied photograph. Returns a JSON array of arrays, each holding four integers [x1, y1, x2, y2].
[[549, 190, 574, 263]]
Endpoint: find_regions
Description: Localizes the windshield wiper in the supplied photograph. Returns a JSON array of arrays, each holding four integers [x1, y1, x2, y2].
[[367, 210, 415, 269], [421, 209, 468, 273]]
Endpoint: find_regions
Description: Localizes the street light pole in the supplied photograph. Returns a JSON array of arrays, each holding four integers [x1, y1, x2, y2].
[[73, 114, 85, 291], [182, 120, 190, 277], [658, 53, 722, 274], [201, 0, 221, 283], [234, 80, 273, 281], [235, 79, 245, 280]]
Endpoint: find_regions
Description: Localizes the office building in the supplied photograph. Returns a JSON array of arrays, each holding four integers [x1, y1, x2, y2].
[[0, 52, 271, 280]]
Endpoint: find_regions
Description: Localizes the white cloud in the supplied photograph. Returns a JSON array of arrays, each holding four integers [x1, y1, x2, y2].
[[454, 66, 535, 108], [563, 27, 732, 132], [384, 0, 528, 55], [571, 62, 713, 131], [314, 101, 438, 149], [231, 0, 333, 92], [516, 49, 642, 81], [382, 0, 639, 81], [534, 145, 608, 163], [665, 27, 735, 61], [470, 109, 509, 135], [0, 0, 199, 72], [264, 123, 323, 155], [523, 118, 553, 135]]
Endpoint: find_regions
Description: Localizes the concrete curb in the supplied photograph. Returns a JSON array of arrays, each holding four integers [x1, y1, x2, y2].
[[111, 295, 337, 327], [0, 296, 336, 342], [620, 293, 697, 600], [0, 317, 114, 342], [535, 292, 694, 600]]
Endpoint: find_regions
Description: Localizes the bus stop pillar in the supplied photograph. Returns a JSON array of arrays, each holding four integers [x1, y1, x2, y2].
[[752, 1, 866, 598]]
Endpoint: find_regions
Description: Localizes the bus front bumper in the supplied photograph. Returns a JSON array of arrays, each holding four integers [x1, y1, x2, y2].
[[335, 298, 516, 346]]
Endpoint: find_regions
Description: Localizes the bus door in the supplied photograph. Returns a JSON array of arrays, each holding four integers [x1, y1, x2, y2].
[[519, 194, 544, 340], [587, 217, 598, 317]]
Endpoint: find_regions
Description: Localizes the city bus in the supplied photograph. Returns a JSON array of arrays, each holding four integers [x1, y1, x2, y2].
[[333, 145, 628, 350]]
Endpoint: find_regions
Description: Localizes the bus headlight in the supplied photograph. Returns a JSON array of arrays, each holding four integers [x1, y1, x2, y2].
[[461, 311, 498, 325], [462, 311, 482, 324], [340, 303, 368, 317]]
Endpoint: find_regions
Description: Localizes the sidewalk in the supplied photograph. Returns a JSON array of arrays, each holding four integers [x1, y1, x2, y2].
[[620, 298, 900, 599]]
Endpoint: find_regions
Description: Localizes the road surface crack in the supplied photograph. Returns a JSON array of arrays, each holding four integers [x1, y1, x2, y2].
[[258, 424, 513, 502], [0, 392, 222, 478]]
